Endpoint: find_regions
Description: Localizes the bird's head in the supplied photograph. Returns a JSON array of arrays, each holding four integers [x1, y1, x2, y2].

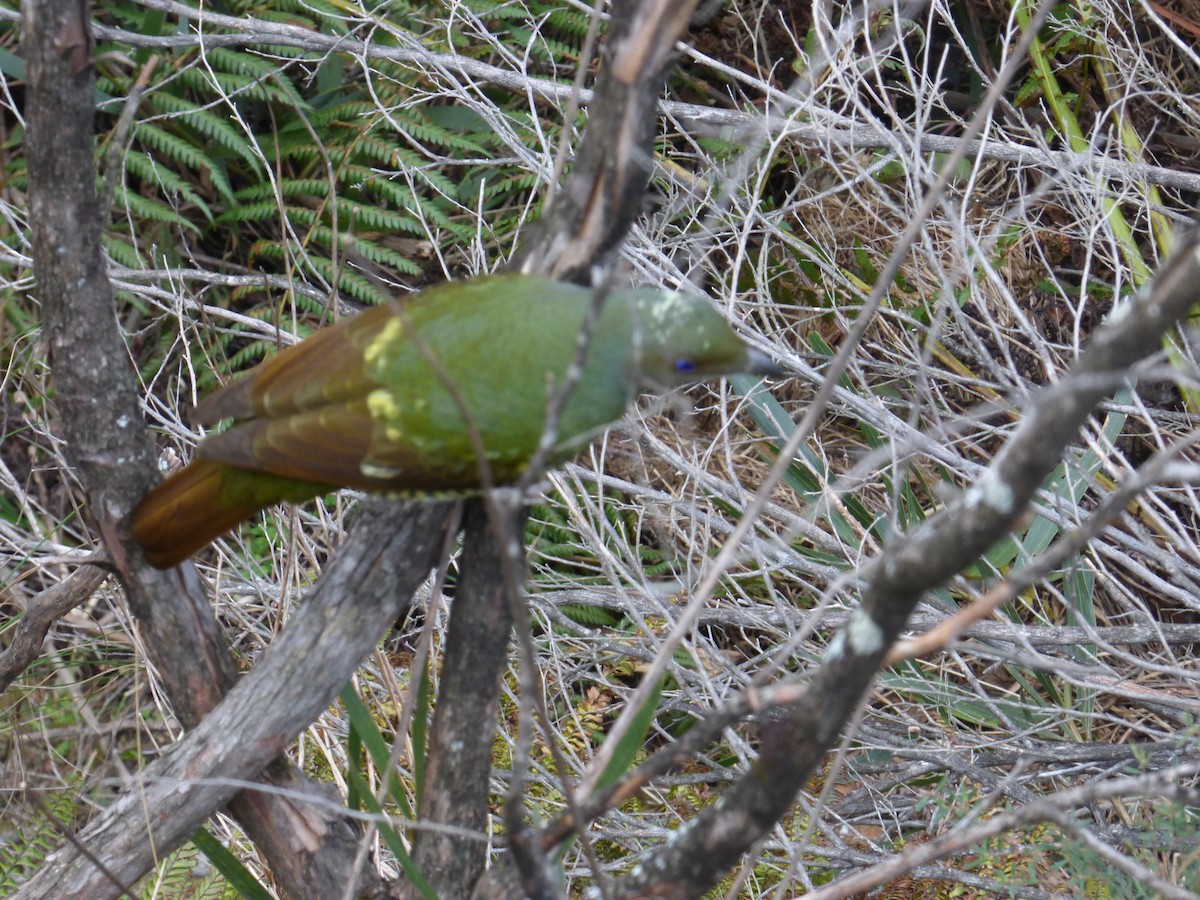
[[621, 288, 783, 387]]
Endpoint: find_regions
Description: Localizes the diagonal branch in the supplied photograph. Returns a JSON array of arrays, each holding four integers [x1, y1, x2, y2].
[[606, 219, 1200, 895], [12, 499, 455, 899]]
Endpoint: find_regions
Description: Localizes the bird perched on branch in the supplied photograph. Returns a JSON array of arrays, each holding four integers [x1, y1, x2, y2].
[[131, 274, 780, 568]]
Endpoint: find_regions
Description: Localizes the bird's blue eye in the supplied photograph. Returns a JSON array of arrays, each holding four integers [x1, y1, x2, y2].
[[674, 359, 697, 373]]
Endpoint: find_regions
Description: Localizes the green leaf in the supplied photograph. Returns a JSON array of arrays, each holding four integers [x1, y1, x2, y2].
[[341, 682, 435, 900], [191, 828, 274, 900], [592, 675, 664, 792], [340, 685, 413, 818], [412, 662, 432, 810]]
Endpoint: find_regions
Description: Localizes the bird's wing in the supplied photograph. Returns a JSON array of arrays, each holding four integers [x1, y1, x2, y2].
[[191, 303, 394, 425], [197, 396, 499, 494], [199, 397, 382, 491]]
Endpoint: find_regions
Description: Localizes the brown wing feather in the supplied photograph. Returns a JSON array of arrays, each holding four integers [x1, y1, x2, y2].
[[190, 374, 255, 425], [200, 400, 365, 486], [192, 303, 395, 425], [199, 396, 515, 493], [199, 397, 445, 491]]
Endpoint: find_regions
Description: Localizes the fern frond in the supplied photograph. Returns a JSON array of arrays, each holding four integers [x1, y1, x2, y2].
[[333, 200, 424, 235], [249, 241, 392, 306], [215, 200, 291, 226], [283, 100, 377, 131], [114, 184, 202, 233], [329, 231, 426, 275], [122, 144, 213, 220], [227, 338, 276, 371], [542, 6, 596, 38], [477, 171, 542, 200], [381, 113, 490, 156], [131, 122, 216, 185], [103, 235, 143, 269], [207, 47, 309, 108], [174, 63, 303, 109], [144, 92, 264, 173], [232, 179, 332, 203]]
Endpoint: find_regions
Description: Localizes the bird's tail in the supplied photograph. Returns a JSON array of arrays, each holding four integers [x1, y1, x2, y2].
[[130, 458, 267, 569]]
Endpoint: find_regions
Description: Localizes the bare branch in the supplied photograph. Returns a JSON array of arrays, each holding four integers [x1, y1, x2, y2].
[[13, 500, 455, 898], [0, 562, 108, 689]]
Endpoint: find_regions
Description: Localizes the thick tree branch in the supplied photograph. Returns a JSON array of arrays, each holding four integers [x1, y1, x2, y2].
[[414, 500, 521, 897], [18, 4, 431, 896], [432, 3, 700, 896], [511, 0, 700, 283]]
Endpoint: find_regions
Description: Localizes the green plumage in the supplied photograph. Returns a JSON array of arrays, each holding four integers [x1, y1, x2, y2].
[[131, 274, 779, 568]]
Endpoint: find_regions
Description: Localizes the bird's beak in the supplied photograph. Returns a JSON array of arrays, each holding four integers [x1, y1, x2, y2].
[[744, 348, 786, 379]]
